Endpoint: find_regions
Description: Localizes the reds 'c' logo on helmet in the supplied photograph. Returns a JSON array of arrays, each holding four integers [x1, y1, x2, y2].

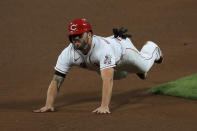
[[68, 18, 92, 35], [70, 24, 77, 31]]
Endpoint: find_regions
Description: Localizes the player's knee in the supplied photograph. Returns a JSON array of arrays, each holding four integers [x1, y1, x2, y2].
[[146, 41, 158, 47], [113, 71, 128, 80]]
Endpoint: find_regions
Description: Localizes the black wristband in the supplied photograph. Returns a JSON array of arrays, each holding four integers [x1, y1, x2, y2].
[[54, 70, 66, 78]]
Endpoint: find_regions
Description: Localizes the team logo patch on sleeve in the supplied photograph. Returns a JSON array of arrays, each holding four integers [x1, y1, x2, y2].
[[104, 54, 112, 65]]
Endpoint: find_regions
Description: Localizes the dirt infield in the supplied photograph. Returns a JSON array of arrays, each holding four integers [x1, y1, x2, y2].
[[1, 0, 197, 130]]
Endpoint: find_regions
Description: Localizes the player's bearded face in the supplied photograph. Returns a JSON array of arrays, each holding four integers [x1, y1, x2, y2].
[[72, 33, 89, 51]]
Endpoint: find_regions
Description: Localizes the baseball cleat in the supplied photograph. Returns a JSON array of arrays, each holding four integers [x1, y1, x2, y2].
[[155, 56, 163, 64], [136, 72, 147, 80], [155, 47, 163, 64]]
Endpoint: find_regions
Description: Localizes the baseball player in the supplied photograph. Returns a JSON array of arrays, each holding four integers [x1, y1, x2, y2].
[[33, 18, 163, 114]]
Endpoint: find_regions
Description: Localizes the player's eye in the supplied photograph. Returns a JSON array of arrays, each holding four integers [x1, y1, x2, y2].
[[72, 33, 83, 39], [69, 33, 84, 43]]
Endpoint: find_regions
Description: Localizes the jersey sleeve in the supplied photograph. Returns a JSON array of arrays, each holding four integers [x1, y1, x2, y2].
[[99, 49, 116, 70], [54, 46, 73, 74]]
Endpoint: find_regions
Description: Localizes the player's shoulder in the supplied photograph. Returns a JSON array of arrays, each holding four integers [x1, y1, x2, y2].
[[61, 43, 74, 51], [93, 35, 113, 55], [93, 35, 114, 39], [59, 43, 74, 56], [93, 35, 112, 46]]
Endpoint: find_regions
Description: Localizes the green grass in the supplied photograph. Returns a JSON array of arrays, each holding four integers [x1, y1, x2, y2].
[[149, 74, 197, 99]]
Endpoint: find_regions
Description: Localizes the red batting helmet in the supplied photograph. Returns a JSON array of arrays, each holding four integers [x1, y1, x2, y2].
[[68, 18, 92, 36]]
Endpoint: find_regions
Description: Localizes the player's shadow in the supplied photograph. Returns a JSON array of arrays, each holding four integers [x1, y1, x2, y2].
[[0, 88, 151, 111], [111, 88, 152, 111], [0, 98, 47, 111], [55, 88, 151, 111]]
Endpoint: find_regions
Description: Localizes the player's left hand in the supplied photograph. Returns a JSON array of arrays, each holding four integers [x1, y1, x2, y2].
[[92, 106, 111, 114]]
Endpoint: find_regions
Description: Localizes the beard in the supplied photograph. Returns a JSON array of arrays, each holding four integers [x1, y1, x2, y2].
[[77, 42, 87, 51], [75, 38, 89, 51]]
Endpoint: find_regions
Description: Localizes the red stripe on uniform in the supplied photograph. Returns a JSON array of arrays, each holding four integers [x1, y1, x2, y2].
[[100, 65, 116, 70], [115, 37, 121, 41], [101, 38, 110, 44], [126, 47, 158, 61], [55, 67, 65, 73]]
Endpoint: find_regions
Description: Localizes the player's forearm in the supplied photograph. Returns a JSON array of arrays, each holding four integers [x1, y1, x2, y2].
[[101, 78, 113, 107], [45, 74, 64, 107], [45, 80, 58, 107]]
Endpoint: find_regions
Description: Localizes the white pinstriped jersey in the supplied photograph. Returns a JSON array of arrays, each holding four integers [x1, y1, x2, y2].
[[54, 35, 124, 74]]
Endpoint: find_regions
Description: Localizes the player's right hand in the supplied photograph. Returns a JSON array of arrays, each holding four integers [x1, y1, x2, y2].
[[33, 106, 55, 113]]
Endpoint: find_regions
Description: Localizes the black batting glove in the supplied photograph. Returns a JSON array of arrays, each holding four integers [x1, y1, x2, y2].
[[113, 27, 132, 39]]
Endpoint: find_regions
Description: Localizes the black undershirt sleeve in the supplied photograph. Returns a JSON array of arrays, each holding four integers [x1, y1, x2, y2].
[[54, 70, 66, 78]]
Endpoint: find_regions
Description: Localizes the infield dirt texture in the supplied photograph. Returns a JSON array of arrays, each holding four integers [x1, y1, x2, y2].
[[0, 0, 197, 131]]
